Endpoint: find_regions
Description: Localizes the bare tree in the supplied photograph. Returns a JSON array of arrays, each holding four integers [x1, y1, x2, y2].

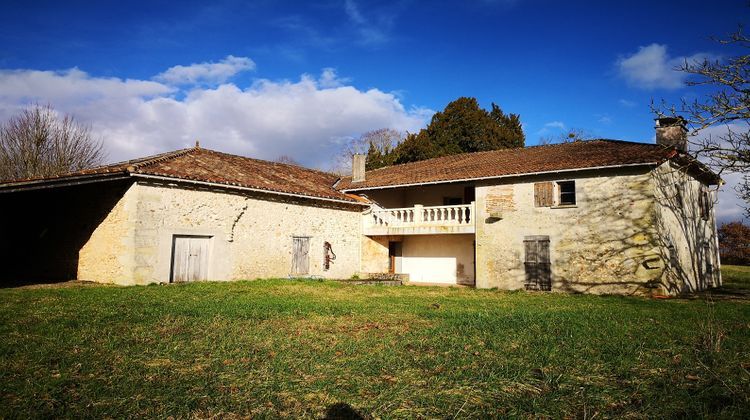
[[0, 105, 104, 181], [274, 155, 299, 165], [538, 128, 594, 145], [334, 128, 404, 174], [655, 26, 750, 216]]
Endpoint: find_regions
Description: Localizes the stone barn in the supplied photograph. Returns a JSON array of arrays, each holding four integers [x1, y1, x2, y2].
[[0, 147, 366, 285], [0, 118, 723, 295]]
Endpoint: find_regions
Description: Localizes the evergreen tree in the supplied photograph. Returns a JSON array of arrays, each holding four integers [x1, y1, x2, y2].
[[382, 97, 524, 167]]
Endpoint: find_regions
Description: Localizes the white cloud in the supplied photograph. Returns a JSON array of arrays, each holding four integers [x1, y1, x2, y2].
[[316, 67, 350, 88], [535, 120, 566, 136], [343, 0, 392, 46], [618, 99, 636, 108], [344, 0, 366, 25], [715, 172, 747, 223], [0, 64, 431, 170], [597, 114, 613, 125], [154, 55, 255, 86], [616, 44, 713, 90], [689, 124, 749, 224]]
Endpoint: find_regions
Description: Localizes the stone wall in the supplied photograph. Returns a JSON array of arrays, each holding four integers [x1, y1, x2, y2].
[[652, 161, 721, 293], [72, 180, 363, 285], [360, 235, 391, 273], [77, 182, 138, 284], [474, 167, 665, 295], [125, 181, 363, 284]]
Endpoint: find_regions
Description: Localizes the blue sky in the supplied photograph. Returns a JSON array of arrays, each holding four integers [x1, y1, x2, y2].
[[0, 0, 747, 220]]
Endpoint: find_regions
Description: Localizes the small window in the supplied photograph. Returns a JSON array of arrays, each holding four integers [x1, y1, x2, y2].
[[557, 181, 576, 206], [699, 188, 711, 221], [666, 238, 678, 268], [674, 184, 683, 207]]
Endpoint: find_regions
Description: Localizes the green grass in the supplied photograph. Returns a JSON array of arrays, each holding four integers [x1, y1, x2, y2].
[[723, 264, 750, 290], [1, 273, 749, 418]]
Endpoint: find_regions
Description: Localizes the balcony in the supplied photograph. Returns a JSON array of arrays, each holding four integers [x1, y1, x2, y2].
[[364, 202, 476, 236]]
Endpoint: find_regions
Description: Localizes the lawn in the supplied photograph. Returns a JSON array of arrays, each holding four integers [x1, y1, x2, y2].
[[722, 264, 750, 290], [1, 270, 749, 418]]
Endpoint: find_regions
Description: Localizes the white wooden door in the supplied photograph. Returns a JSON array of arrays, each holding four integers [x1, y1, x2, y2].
[[291, 237, 310, 275], [171, 236, 210, 282]]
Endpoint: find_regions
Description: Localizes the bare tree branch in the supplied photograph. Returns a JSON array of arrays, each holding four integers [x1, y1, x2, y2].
[[653, 25, 750, 217], [333, 128, 404, 174], [0, 104, 105, 181]]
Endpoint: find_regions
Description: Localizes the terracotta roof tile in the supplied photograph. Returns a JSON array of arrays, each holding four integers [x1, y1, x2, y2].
[[0, 147, 361, 203], [0, 140, 719, 200], [336, 140, 685, 190]]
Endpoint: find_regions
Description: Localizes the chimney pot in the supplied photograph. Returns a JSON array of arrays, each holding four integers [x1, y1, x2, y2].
[[655, 116, 687, 152], [352, 153, 366, 183]]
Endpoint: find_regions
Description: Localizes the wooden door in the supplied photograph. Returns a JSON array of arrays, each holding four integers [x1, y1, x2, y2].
[[292, 237, 310, 275], [524, 236, 551, 291], [171, 236, 210, 282]]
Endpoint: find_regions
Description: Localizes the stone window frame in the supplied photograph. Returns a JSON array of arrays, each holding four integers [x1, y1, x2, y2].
[[698, 187, 712, 221], [534, 180, 577, 208], [555, 180, 576, 207], [674, 183, 684, 208]]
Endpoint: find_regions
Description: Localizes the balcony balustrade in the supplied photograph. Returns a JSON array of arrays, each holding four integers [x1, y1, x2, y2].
[[364, 202, 476, 235]]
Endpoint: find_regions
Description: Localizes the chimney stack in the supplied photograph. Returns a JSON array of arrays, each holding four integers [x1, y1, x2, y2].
[[655, 116, 687, 152], [352, 153, 366, 183]]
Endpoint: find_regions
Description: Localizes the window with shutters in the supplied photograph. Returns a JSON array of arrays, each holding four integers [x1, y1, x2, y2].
[[534, 180, 576, 207], [534, 182, 554, 207]]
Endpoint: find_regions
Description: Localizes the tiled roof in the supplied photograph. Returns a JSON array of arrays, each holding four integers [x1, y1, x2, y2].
[[0, 147, 363, 204], [335, 139, 717, 190]]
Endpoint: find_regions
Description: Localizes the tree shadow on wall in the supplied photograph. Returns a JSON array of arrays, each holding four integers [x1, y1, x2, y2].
[[651, 162, 718, 294], [550, 165, 715, 296]]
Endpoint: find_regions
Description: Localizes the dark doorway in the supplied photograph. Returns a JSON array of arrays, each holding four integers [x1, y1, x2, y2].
[[388, 241, 402, 274], [524, 235, 551, 291], [463, 186, 475, 204], [442, 197, 462, 205]]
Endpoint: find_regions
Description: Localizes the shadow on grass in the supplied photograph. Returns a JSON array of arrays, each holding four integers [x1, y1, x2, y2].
[[690, 286, 750, 301], [323, 402, 366, 420]]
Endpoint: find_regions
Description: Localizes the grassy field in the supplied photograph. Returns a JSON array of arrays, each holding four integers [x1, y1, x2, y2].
[[1, 270, 749, 418], [722, 264, 750, 290]]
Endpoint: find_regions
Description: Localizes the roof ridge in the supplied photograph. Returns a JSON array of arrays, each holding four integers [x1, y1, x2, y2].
[[127, 147, 197, 171], [195, 147, 338, 178], [355, 141, 583, 177], [354, 139, 666, 178]]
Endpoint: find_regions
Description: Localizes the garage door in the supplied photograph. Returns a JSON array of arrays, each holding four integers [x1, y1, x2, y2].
[[171, 235, 210, 282]]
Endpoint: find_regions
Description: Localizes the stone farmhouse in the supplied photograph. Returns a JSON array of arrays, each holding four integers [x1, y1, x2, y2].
[[0, 118, 721, 295]]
